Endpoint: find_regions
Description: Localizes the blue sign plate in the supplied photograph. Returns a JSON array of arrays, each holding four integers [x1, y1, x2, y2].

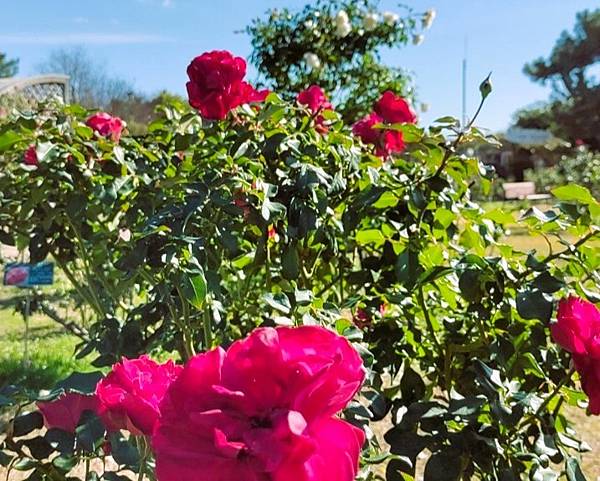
[[3, 262, 54, 287]]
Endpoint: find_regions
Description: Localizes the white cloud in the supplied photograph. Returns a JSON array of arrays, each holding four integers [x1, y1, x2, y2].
[[0, 33, 171, 45], [72, 17, 89, 24]]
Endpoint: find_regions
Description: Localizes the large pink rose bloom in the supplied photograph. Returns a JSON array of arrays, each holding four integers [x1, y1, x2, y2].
[[153, 326, 365, 481], [186, 50, 269, 120], [552, 296, 600, 356], [86, 113, 124, 142], [96, 356, 182, 436], [374, 91, 417, 124], [37, 393, 99, 433]]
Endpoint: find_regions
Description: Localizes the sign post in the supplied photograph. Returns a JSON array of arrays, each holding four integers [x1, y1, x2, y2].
[[3, 262, 54, 366]]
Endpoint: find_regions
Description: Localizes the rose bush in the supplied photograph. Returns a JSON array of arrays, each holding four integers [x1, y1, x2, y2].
[[0, 46, 599, 481]]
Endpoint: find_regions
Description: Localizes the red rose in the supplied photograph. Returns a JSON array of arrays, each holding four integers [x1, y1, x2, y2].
[[23, 145, 38, 166], [153, 326, 365, 481], [352, 113, 405, 157], [374, 91, 417, 124], [37, 393, 99, 433], [352, 112, 383, 145], [96, 356, 182, 436], [552, 297, 600, 356], [378, 130, 405, 157], [297, 85, 332, 113], [353, 308, 371, 329], [573, 354, 600, 414], [86, 113, 124, 142], [297, 85, 333, 131], [552, 297, 600, 414], [186, 50, 269, 120]]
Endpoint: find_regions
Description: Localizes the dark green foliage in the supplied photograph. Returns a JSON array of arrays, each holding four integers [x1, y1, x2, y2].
[[521, 9, 600, 150]]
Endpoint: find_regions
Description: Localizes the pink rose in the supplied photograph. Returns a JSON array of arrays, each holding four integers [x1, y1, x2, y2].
[[352, 112, 405, 157], [23, 145, 38, 166], [297, 85, 332, 114], [352, 112, 383, 145], [86, 113, 124, 142], [374, 91, 417, 124], [153, 326, 365, 481], [552, 297, 600, 414], [96, 356, 182, 436], [186, 50, 269, 120], [573, 354, 600, 414], [552, 296, 600, 356], [297, 85, 333, 132], [37, 393, 99, 433]]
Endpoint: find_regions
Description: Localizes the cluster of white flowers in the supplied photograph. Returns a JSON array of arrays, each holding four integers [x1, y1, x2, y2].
[[335, 10, 352, 37], [304, 52, 321, 70], [303, 7, 411, 69], [363, 12, 379, 31], [382, 11, 400, 26]]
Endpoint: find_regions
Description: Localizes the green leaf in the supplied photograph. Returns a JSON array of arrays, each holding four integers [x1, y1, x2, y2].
[[516, 289, 553, 321], [12, 458, 37, 471], [12, 411, 44, 437], [109, 432, 140, 467], [48, 371, 104, 397], [185, 272, 208, 309], [533, 271, 564, 293], [264, 293, 291, 314], [24, 437, 54, 460], [424, 450, 462, 481], [75, 412, 105, 453], [52, 455, 78, 473], [566, 457, 587, 481], [395, 249, 421, 289], [45, 429, 75, 456], [356, 229, 385, 245], [282, 244, 300, 280], [400, 366, 426, 404], [552, 184, 597, 205], [0, 130, 22, 152], [373, 191, 399, 209]]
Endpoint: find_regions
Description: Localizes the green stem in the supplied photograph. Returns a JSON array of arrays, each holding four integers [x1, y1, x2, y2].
[[136, 436, 148, 481], [66, 218, 112, 310], [175, 285, 196, 358], [54, 256, 105, 318], [417, 285, 440, 348], [517, 366, 575, 431], [203, 306, 213, 351]]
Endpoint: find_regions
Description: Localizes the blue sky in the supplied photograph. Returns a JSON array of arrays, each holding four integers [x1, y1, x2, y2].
[[2, 0, 597, 131]]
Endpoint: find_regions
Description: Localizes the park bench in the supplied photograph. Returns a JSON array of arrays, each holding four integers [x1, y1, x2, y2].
[[502, 181, 551, 201]]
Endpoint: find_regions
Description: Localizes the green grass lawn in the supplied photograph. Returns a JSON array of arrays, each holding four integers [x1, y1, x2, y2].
[[0, 288, 92, 393]]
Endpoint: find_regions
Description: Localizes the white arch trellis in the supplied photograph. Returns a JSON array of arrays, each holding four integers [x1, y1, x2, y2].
[[0, 74, 71, 106]]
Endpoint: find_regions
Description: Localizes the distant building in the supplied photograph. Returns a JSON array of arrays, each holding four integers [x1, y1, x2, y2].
[[476, 127, 566, 181]]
